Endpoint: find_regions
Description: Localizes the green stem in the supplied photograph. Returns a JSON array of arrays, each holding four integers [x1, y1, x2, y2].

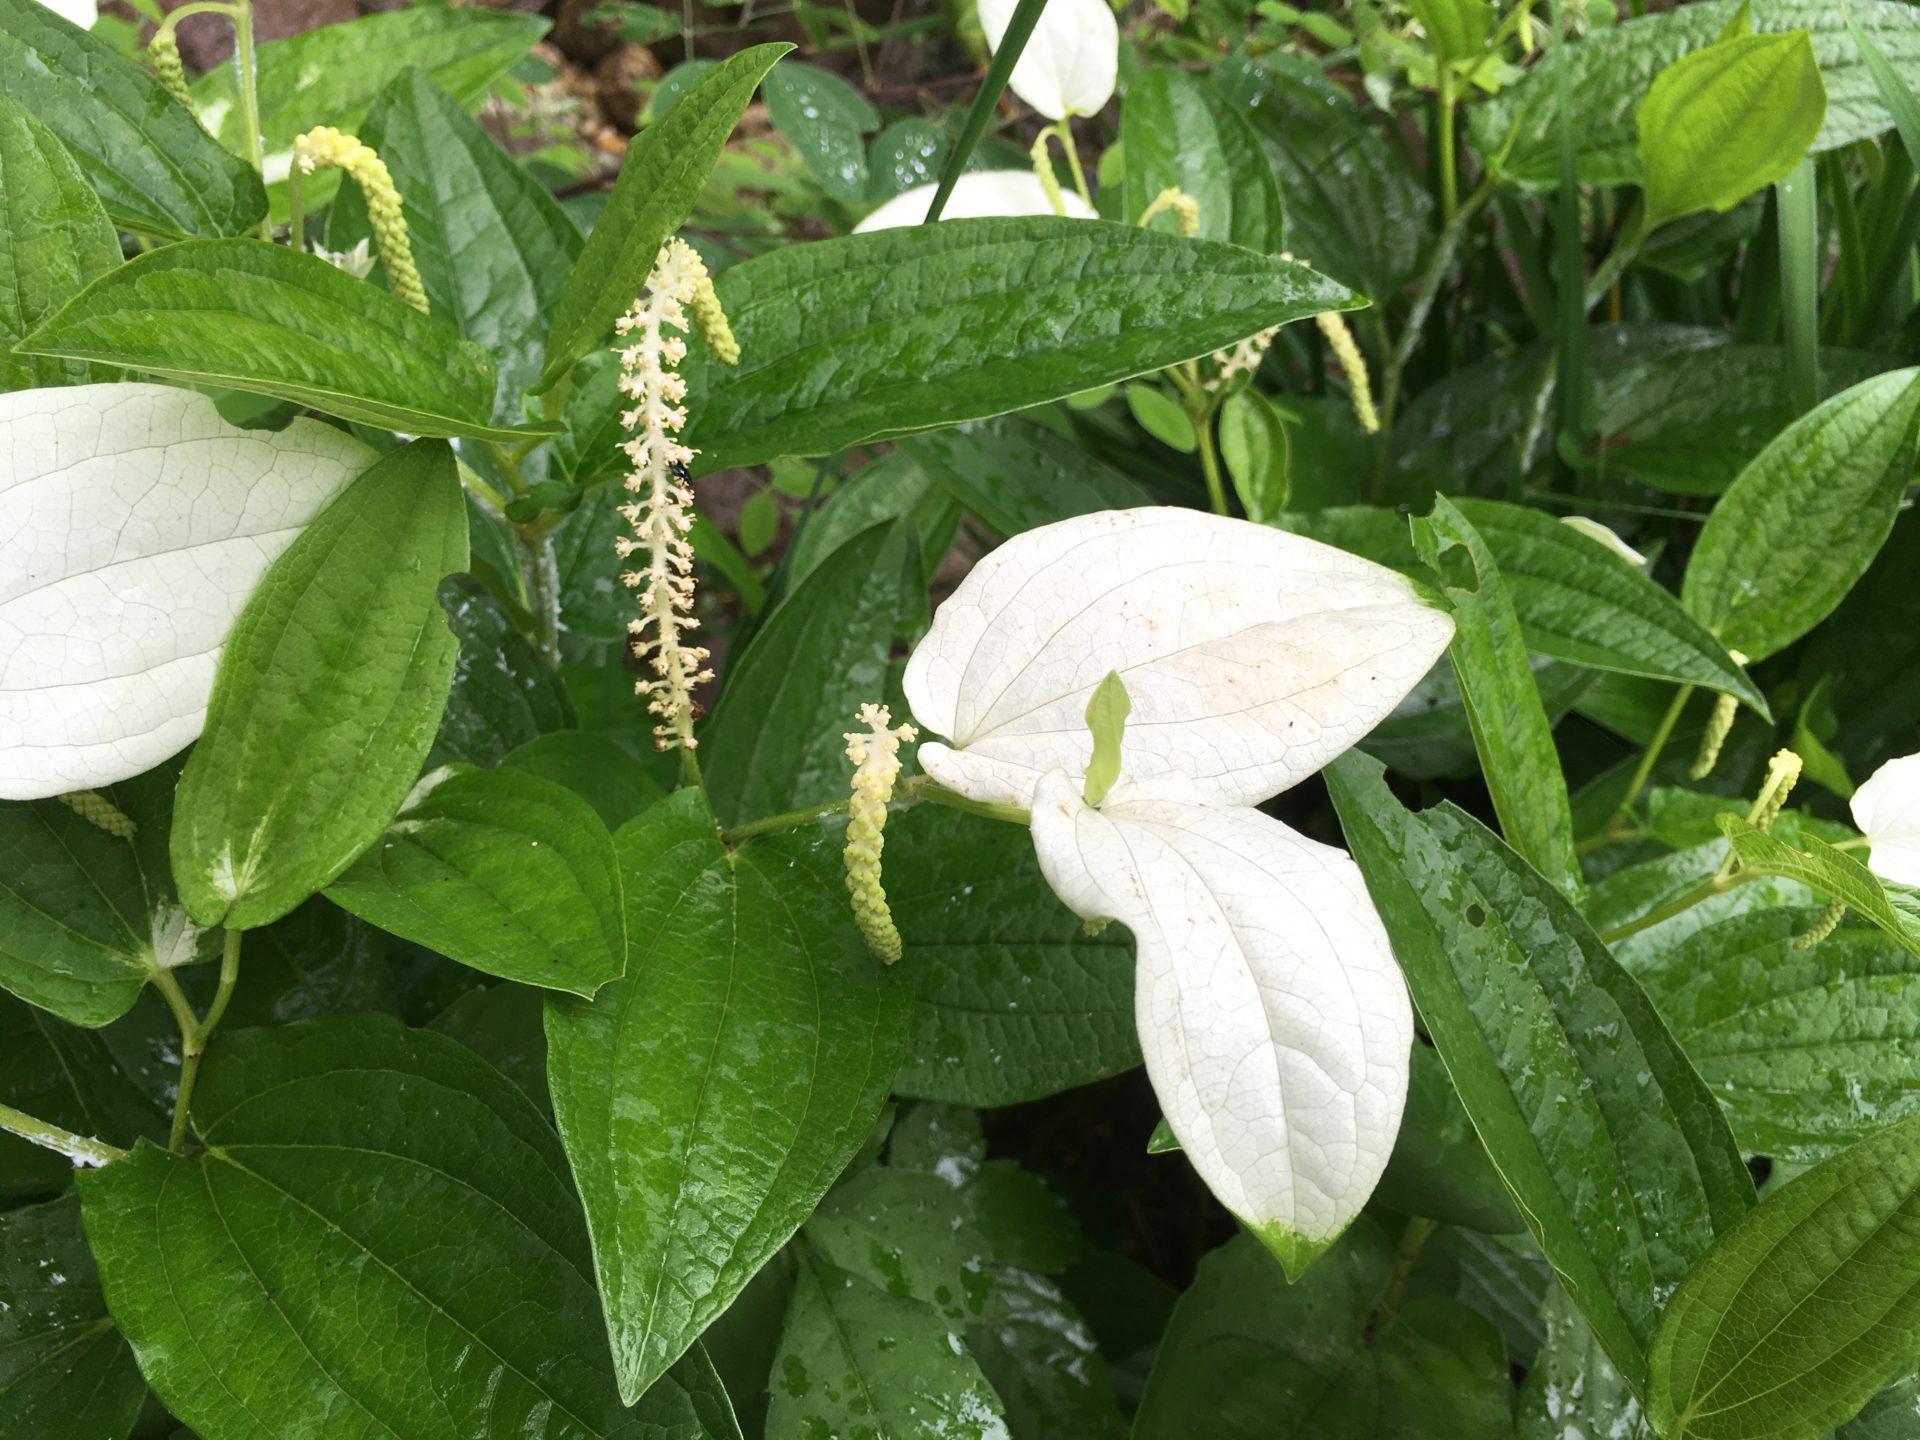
[[1435, 69, 1459, 223], [231, 0, 270, 240], [164, 928, 243, 1152], [904, 774, 1030, 827], [1616, 684, 1692, 820], [1582, 201, 1648, 315], [0, 1102, 126, 1168], [1598, 871, 1746, 945], [723, 796, 854, 845], [456, 460, 509, 515], [518, 530, 562, 667], [1169, 364, 1230, 514], [1052, 120, 1093, 207], [154, 1, 239, 41], [680, 743, 705, 792], [1370, 1216, 1438, 1337], [287, 165, 306, 255]]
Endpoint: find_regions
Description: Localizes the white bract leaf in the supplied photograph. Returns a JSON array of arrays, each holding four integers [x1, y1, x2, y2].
[[853, 170, 1098, 233], [1030, 770, 1412, 1276], [978, 0, 1117, 120], [1559, 514, 1648, 567], [903, 507, 1454, 810], [1, 383, 375, 800], [35, 0, 96, 28], [1853, 753, 1920, 888]]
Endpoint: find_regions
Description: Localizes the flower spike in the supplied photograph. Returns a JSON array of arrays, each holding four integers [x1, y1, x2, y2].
[[148, 30, 196, 114], [844, 703, 917, 963], [292, 127, 427, 313], [1137, 186, 1200, 236], [57, 790, 136, 839], [1691, 654, 1748, 779]]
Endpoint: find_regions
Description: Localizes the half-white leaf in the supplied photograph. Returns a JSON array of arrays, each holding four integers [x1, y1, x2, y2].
[[1, 383, 375, 799], [978, 0, 1117, 121], [904, 508, 1453, 810], [1029, 769, 1413, 1278]]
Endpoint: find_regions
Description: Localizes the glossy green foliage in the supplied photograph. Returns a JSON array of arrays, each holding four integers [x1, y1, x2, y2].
[[326, 765, 624, 997], [541, 45, 790, 388], [432, 576, 579, 769], [1720, 818, 1920, 959], [1326, 753, 1753, 1396], [0, 995, 169, 1196], [680, 219, 1355, 470], [901, 416, 1155, 537], [545, 790, 911, 1401], [77, 1015, 740, 1440], [21, 241, 542, 442], [764, 61, 879, 201], [0, 1194, 145, 1440], [171, 442, 466, 931], [1122, 67, 1282, 251], [1637, 31, 1827, 231], [0, 0, 265, 239], [0, 94, 118, 392], [1649, 1113, 1920, 1439], [1683, 368, 1920, 662], [1134, 1224, 1513, 1437], [1217, 388, 1290, 522]]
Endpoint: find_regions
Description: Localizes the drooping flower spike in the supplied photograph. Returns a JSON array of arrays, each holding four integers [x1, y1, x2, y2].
[[291, 127, 427, 313], [901, 507, 1454, 1275], [843, 703, 917, 963]]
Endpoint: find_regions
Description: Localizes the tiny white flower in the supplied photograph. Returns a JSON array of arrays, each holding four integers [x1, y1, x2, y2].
[[311, 238, 377, 280], [1559, 515, 1647, 567], [977, 0, 1118, 120], [901, 507, 1453, 1274], [854, 170, 1097, 233], [1852, 754, 1920, 888]]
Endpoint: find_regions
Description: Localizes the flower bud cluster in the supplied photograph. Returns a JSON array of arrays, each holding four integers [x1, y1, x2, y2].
[[58, 790, 136, 839], [843, 703, 917, 963], [292, 126, 428, 313]]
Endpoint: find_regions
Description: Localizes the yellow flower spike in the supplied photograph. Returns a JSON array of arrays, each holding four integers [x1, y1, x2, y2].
[[1690, 654, 1748, 780], [1794, 896, 1848, 950], [1313, 311, 1380, 434], [148, 31, 196, 115], [1137, 186, 1201, 236], [292, 126, 428, 313], [677, 249, 740, 366], [1029, 132, 1069, 217], [843, 702, 917, 963], [1749, 748, 1804, 833], [614, 239, 719, 750], [57, 790, 137, 840]]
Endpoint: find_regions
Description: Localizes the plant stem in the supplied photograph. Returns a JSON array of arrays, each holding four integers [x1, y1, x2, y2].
[[904, 774, 1030, 827], [287, 167, 306, 255], [1598, 871, 1745, 945], [519, 530, 562, 667], [1169, 364, 1230, 514], [1582, 201, 1648, 315], [1053, 120, 1093, 208], [1615, 684, 1692, 820], [231, 0, 271, 241], [0, 1102, 127, 1168], [1370, 1216, 1438, 1337], [681, 744, 705, 792], [723, 796, 854, 845], [1435, 69, 1458, 223], [164, 929, 243, 1153]]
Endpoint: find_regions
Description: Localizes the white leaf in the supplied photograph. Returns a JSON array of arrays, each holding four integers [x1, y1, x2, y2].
[[1, 383, 375, 800], [978, 0, 1118, 121], [1853, 753, 1920, 888], [1029, 770, 1411, 1276], [853, 170, 1098, 233], [903, 507, 1453, 810], [34, 0, 96, 28]]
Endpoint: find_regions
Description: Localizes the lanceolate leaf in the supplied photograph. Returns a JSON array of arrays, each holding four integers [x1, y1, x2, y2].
[[1325, 752, 1754, 1397], [1122, 66, 1283, 252], [1648, 1112, 1920, 1440], [544, 790, 912, 1403], [1682, 368, 1920, 662], [77, 1015, 741, 1440], [326, 765, 624, 998], [900, 415, 1156, 538], [541, 44, 791, 389], [20, 241, 544, 443], [681, 222, 1357, 471], [1719, 817, 1920, 960], [0, 0, 266, 239], [2, 383, 376, 800], [171, 441, 468, 932], [0, 94, 120, 392]]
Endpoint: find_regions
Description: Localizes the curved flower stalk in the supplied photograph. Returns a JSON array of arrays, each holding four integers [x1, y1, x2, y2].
[[290, 127, 427, 313], [843, 703, 917, 962], [855, 171, 1097, 232], [1852, 753, 1920, 887], [901, 507, 1454, 1274], [613, 239, 738, 750], [977, 0, 1117, 121], [1137, 186, 1201, 236]]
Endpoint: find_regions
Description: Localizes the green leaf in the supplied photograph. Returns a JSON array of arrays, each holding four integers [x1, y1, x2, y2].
[[701, 521, 918, 827], [1648, 1111, 1920, 1439], [1324, 752, 1755, 1397], [171, 441, 467, 931], [194, 8, 548, 170], [325, 764, 623, 998], [20, 240, 540, 442], [1719, 817, 1920, 960], [544, 790, 911, 1402], [680, 219, 1355, 471], [1135, 1223, 1514, 1438], [426, 980, 551, 1112], [868, 117, 948, 198], [1218, 389, 1289, 522], [1412, 497, 1582, 899], [1081, 672, 1130, 808], [540, 44, 790, 390], [333, 69, 583, 414], [970, 1266, 1127, 1440], [77, 1014, 740, 1440], [1839, 1376, 1920, 1439], [0, 94, 119, 391], [431, 574, 577, 768], [805, 1166, 990, 1322], [1517, 1286, 1653, 1440], [0, 995, 169, 1195], [1122, 66, 1283, 251], [764, 61, 878, 201], [0, 759, 214, 1027], [1852, 15, 1920, 173], [1408, 0, 1494, 64], [1682, 367, 1920, 662], [502, 731, 667, 831], [0, 1194, 145, 1440], [1124, 384, 1197, 452], [1476, 0, 1920, 190], [900, 415, 1155, 539], [783, 451, 962, 596], [769, 1247, 1009, 1440], [1373, 1043, 1524, 1235], [1637, 31, 1827, 231], [882, 806, 1139, 1107], [1628, 907, 1920, 1160], [1451, 498, 1767, 712], [0, 0, 265, 239]]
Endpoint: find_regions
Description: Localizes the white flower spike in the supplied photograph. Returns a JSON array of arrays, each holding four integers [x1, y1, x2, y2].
[[977, 0, 1118, 121], [902, 508, 1456, 810], [901, 506, 1452, 1275], [1852, 753, 1920, 888], [854, 170, 1097, 233]]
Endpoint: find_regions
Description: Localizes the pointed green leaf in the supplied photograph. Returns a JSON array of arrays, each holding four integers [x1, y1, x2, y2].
[[1719, 816, 1920, 959], [1122, 66, 1283, 252]]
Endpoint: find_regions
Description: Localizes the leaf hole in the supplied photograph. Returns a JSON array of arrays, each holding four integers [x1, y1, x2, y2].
[[1464, 903, 1487, 928]]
